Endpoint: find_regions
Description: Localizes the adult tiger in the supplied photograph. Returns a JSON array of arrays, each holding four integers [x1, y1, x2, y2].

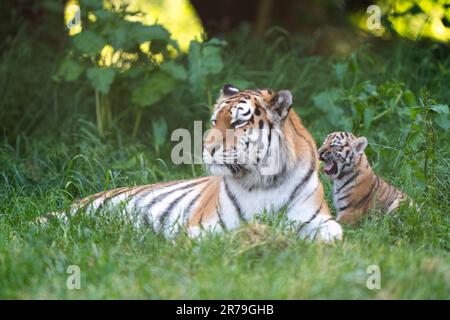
[[43, 85, 343, 242], [318, 131, 409, 225]]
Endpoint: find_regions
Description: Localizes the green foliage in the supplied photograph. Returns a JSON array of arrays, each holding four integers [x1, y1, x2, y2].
[[188, 39, 226, 98], [53, 56, 84, 82], [86, 67, 116, 94], [1, 10, 449, 298], [151, 117, 168, 156], [132, 72, 177, 108], [54, 1, 207, 137]]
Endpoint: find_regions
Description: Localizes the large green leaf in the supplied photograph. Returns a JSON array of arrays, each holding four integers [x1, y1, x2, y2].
[[188, 39, 225, 91], [188, 41, 202, 88], [131, 24, 171, 43], [203, 46, 223, 75], [430, 104, 449, 115], [433, 114, 449, 131], [132, 72, 176, 108], [403, 90, 417, 107], [72, 30, 107, 58], [105, 23, 130, 49], [430, 104, 449, 131], [312, 89, 345, 125], [79, 0, 103, 10], [161, 61, 187, 81], [86, 67, 116, 94], [53, 56, 84, 82]]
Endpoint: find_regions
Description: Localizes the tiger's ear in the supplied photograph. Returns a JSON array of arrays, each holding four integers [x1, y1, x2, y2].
[[219, 83, 240, 100], [268, 90, 292, 122], [351, 137, 368, 155]]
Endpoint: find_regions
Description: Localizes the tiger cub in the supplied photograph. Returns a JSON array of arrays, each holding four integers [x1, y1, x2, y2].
[[318, 132, 408, 224]]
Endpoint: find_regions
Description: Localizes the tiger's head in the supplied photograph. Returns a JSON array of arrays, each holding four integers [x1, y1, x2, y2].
[[203, 84, 293, 185], [318, 132, 368, 179]]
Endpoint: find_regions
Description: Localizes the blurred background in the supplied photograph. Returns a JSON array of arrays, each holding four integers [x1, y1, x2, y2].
[[0, 0, 449, 198]]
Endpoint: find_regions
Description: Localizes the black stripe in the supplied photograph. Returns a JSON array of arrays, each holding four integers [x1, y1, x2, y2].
[[297, 202, 323, 233], [158, 189, 194, 231], [134, 182, 178, 207], [337, 171, 359, 193], [268, 122, 273, 146], [307, 203, 322, 223], [337, 169, 352, 180], [339, 181, 363, 195], [339, 204, 351, 211], [94, 187, 131, 214], [241, 109, 251, 117], [353, 179, 377, 210], [216, 201, 226, 230], [288, 160, 315, 203], [223, 179, 246, 222], [144, 179, 208, 215], [289, 182, 318, 210], [337, 193, 351, 201], [259, 120, 264, 129], [184, 191, 202, 221], [322, 217, 335, 224], [289, 117, 315, 151]]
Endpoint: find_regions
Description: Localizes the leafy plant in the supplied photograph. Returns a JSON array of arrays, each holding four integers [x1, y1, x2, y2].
[[401, 90, 449, 193], [188, 38, 227, 104], [53, 0, 188, 137]]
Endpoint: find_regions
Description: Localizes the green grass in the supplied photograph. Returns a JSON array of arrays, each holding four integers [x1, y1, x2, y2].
[[0, 120, 448, 299], [0, 28, 449, 299]]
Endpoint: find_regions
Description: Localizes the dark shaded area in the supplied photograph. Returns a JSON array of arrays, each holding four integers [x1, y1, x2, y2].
[[191, 0, 373, 36], [0, 0, 66, 53]]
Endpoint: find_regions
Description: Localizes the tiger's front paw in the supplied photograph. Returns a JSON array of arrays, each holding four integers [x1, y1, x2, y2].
[[300, 219, 343, 243], [316, 219, 343, 243]]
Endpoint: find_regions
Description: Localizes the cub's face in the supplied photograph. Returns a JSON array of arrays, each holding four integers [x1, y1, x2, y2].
[[203, 84, 292, 177], [318, 132, 368, 179]]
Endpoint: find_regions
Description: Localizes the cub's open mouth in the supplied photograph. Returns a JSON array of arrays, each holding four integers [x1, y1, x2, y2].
[[323, 160, 337, 175]]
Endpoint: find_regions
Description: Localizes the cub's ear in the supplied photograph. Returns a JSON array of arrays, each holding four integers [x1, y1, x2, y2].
[[268, 90, 292, 122], [351, 137, 368, 154], [219, 83, 240, 99]]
